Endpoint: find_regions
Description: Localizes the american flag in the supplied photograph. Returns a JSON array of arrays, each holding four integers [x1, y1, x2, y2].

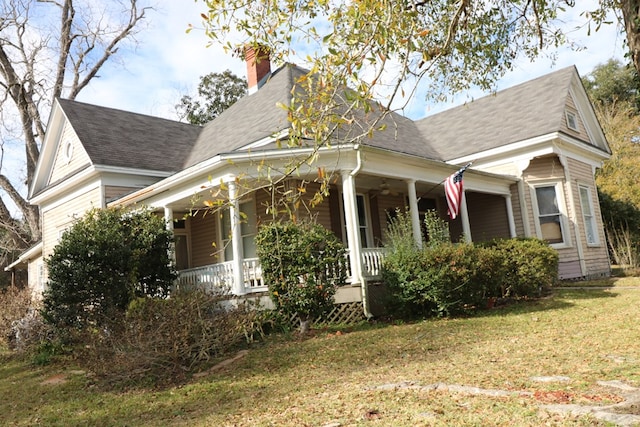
[[445, 163, 471, 219]]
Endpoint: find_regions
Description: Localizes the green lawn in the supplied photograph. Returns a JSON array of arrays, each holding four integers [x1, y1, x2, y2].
[[2, 277, 640, 426]]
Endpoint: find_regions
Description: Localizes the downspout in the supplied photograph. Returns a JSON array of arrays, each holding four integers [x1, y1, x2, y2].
[[349, 144, 373, 319]]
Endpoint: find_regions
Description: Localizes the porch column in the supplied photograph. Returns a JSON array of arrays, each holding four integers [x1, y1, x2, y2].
[[504, 195, 517, 238], [406, 179, 422, 248], [228, 180, 246, 295], [460, 193, 472, 242], [164, 207, 176, 265], [341, 170, 363, 286]]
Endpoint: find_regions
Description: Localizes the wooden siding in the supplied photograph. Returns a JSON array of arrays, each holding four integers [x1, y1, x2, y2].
[[104, 186, 137, 202], [510, 183, 525, 237], [466, 192, 511, 241], [567, 158, 610, 277], [41, 185, 102, 273], [189, 211, 219, 268], [48, 121, 91, 184], [561, 93, 590, 142]]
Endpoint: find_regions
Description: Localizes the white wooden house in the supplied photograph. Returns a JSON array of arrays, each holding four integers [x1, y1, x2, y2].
[[6, 53, 611, 316]]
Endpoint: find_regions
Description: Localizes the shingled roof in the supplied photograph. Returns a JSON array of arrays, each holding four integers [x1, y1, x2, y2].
[[415, 66, 580, 161], [183, 65, 302, 168], [58, 98, 201, 172]]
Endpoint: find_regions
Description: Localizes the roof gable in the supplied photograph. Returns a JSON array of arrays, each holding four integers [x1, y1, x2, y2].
[[415, 66, 608, 161], [57, 98, 201, 172]]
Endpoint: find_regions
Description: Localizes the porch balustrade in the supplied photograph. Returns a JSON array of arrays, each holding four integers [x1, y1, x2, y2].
[[175, 248, 388, 295]]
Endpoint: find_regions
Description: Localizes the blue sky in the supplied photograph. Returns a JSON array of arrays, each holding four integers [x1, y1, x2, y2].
[[76, 1, 628, 121]]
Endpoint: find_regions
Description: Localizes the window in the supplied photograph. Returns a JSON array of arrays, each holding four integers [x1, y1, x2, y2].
[[220, 199, 257, 261], [63, 140, 74, 163], [534, 184, 565, 245], [579, 185, 598, 245], [341, 193, 371, 247], [566, 111, 578, 131]]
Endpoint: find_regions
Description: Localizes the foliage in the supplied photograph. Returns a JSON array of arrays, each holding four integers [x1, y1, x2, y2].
[[42, 208, 176, 332], [177, 70, 247, 125], [0, 285, 32, 347], [582, 59, 640, 112], [0, 0, 150, 250], [598, 192, 640, 267], [255, 221, 346, 333], [479, 238, 559, 297], [584, 60, 640, 266], [423, 209, 450, 247], [76, 289, 265, 385], [383, 211, 558, 318]]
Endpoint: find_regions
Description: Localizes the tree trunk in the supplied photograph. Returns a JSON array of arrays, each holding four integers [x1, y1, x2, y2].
[[620, 0, 640, 78]]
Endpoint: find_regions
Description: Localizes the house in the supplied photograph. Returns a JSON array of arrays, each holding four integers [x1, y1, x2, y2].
[[6, 51, 611, 317]]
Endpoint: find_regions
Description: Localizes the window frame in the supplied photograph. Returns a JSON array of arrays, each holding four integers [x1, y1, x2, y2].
[[565, 111, 579, 131], [218, 197, 258, 261], [339, 192, 373, 248], [530, 180, 570, 248], [578, 183, 599, 246]]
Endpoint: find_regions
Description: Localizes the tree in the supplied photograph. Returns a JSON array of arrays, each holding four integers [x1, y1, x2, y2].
[[255, 221, 346, 334], [42, 208, 176, 330], [582, 59, 640, 112], [177, 70, 247, 125], [0, 0, 151, 258], [582, 59, 640, 266]]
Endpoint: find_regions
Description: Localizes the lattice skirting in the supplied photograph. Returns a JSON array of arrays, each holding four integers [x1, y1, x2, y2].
[[286, 302, 367, 327]]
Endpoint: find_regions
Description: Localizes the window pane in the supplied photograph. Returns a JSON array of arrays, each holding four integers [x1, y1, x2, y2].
[[536, 186, 560, 215], [240, 201, 257, 235], [579, 187, 592, 215], [174, 234, 189, 270], [539, 216, 563, 244]]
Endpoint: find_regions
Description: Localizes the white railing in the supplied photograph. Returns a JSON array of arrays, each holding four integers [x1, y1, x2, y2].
[[176, 249, 388, 294]]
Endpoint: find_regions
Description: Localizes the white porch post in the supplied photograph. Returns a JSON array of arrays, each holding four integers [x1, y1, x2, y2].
[[504, 195, 517, 238], [164, 206, 176, 265], [460, 192, 472, 242], [406, 179, 422, 248], [228, 180, 246, 295], [341, 170, 363, 286]]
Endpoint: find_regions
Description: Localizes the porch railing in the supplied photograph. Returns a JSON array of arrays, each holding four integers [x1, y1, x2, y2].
[[176, 248, 387, 295]]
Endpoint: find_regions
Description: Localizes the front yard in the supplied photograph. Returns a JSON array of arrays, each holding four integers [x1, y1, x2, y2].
[[2, 277, 640, 426]]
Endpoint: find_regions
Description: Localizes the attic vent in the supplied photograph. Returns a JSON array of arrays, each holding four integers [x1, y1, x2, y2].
[[565, 111, 578, 132]]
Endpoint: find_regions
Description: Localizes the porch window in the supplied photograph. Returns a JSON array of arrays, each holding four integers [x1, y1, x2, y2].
[[220, 199, 258, 261], [579, 184, 598, 245], [534, 184, 566, 245]]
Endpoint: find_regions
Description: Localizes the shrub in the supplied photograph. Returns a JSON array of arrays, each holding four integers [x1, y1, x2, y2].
[[0, 285, 32, 348], [77, 289, 265, 385], [256, 221, 347, 334], [480, 238, 558, 296], [383, 213, 559, 318], [42, 207, 176, 332]]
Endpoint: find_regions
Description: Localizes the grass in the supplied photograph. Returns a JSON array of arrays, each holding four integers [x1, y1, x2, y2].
[[2, 277, 640, 426]]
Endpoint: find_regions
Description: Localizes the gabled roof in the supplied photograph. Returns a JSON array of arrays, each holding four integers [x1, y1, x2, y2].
[[415, 66, 595, 161], [57, 98, 201, 172], [183, 65, 303, 168]]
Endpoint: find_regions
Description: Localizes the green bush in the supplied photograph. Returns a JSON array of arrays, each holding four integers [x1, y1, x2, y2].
[[382, 213, 559, 318], [42, 207, 176, 332], [256, 221, 347, 334], [480, 238, 558, 297]]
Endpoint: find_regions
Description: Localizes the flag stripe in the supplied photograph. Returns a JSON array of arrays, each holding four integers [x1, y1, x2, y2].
[[444, 164, 470, 220]]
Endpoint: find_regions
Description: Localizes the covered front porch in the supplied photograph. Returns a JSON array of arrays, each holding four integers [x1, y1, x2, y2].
[[174, 248, 388, 295], [113, 144, 519, 306]]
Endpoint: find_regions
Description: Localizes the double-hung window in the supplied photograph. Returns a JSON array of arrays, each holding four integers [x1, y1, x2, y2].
[[578, 184, 599, 245], [220, 199, 257, 261], [533, 183, 566, 245]]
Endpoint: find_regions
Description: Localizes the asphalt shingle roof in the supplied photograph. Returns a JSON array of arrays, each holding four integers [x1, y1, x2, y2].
[[415, 66, 578, 161], [58, 98, 201, 172]]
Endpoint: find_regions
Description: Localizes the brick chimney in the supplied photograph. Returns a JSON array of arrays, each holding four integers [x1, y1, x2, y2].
[[245, 45, 271, 94]]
